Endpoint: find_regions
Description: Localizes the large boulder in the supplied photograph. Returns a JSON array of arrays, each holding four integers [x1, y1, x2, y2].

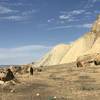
[[76, 53, 100, 67], [76, 54, 95, 67], [94, 53, 100, 65], [0, 72, 6, 82]]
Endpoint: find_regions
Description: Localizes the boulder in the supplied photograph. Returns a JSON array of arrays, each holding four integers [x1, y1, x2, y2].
[[76, 53, 100, 67], [94, 53, 100, 65], [76, 54, 96, 67]]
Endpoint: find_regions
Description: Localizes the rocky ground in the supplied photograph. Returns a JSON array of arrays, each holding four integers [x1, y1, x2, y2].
[[0, 63, 100, 100]]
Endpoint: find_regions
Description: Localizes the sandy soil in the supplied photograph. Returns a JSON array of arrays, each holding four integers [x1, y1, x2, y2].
[[0, 62, 100, 100]]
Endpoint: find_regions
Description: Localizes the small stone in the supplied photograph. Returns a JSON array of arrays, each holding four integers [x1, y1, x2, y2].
[[36, 93, 40, 96], [53, 96, 57, 99], [10, 89, 15, 93]]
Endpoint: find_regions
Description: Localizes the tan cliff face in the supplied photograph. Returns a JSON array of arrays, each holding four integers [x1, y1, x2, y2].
[[85, 15, 100, 54], [60, 32, 96, 64], [35, 44, 71, 67], [36, 15, 100, 67], [92, 15, 100, 37]]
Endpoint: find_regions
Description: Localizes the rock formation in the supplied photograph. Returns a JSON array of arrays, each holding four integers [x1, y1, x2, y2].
[[36, 15, 100, 67], [36, 44, 70, 67]]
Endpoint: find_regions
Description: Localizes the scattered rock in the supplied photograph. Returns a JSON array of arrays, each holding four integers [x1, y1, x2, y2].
[[36, 93, 40, 96], [10, 88, 15, 93]]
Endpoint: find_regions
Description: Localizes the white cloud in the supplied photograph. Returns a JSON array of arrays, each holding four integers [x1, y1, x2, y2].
[[94, 10, 100, 14], [60, 9, 85, 16], [59, 9, 85, 22], [0, 4, 38, 22], [92, 0, 99, 3], [85, 12, 92, 15], [0, 9, 37, 21], [48, 25, 72, 30], [59, 15, 75, 22], [47, 18, 55, 23], [0, 16, 26, 21], [48, 23, 92, 31], [80, 23, 92, 28], [59, 15, 70, 20], [22, 9, 38, 16], [0, 45, 51, 65], [0, 5, 18, 14], [71, 10, 85, 15], [1, 2, 32, 6], [73, 24, 92, 28], [84, 0, 99, 8], [0, 5, 25, 21]]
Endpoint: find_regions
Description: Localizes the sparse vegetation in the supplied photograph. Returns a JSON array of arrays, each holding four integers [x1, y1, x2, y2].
[[0, 63, 100, 100]]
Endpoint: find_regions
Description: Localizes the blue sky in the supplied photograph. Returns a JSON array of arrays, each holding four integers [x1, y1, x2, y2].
[[0, 0, 100, 65]]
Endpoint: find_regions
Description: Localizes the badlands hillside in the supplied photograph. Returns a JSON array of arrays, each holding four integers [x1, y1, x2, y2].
[[36, 15, 100, 67], [0, 15, 100, 100]]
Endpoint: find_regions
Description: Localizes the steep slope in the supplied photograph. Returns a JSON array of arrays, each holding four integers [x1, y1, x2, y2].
[[92, 15, 100, 36], [36, 15, 100, 67], [36, 44, 71, 66], [60, 32, 96, 64], [85, 15, 100, 54], [86, 37, 100, 54]]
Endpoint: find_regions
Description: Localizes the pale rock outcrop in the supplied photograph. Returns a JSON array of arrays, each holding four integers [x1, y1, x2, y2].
[[92, 15, 100, 36], [60, 32, 96, 64], [36, 44, 70, 66]]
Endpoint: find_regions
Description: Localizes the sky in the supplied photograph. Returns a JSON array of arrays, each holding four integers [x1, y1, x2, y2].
[[0, 0, 100, 65]]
